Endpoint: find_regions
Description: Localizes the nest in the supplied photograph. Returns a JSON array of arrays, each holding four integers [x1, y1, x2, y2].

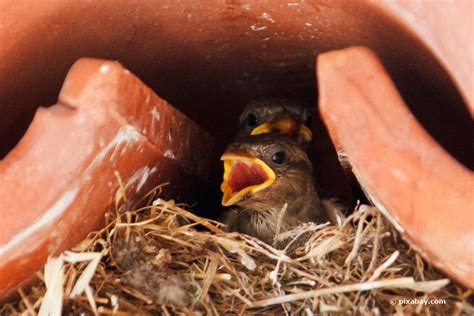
[[1, 186, 472, 315]]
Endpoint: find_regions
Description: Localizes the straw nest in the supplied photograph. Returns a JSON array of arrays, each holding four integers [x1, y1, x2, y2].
[[1, 186, 472, 315]]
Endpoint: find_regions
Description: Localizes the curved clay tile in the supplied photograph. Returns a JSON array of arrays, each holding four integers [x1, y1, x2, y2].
[[317, 47, 474, 289], [0, 59, 214, 299]]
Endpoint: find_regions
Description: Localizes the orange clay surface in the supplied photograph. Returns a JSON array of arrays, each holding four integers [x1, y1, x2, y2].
[[0, 59, 213, 299], [318, 47, 474, 289]]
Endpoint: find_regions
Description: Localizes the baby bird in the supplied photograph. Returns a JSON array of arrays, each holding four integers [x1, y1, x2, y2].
[[237, 98, 313, 145], [219, 134, 329, 244]]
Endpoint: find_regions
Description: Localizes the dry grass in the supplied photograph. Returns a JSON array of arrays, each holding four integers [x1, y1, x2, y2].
[[1, 188, 472, 315]]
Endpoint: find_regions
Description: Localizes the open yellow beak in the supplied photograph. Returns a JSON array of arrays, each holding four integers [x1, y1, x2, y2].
[[220, 153, 276, 206], [250, 118, 312, 142]]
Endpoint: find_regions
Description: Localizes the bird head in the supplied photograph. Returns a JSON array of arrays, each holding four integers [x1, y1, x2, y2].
[[237, 99, 313, 143], [220, 134, 314, 207]]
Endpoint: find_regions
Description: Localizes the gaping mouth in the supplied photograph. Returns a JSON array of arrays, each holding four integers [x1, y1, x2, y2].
[[220, 153, 276, 206], [250, 118, 313, 142]]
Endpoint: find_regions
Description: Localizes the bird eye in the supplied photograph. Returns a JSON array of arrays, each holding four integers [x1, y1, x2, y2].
[[247, 113, 259, 127], [271, 151, 286, 164]]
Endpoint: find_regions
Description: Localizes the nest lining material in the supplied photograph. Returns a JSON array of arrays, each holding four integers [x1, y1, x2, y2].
[[1, 185, 471, 315]]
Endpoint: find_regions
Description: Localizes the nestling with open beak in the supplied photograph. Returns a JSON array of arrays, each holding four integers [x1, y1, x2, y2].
[[237, 98, 313, 145], [237, 99, 348, 223], [219, 134, 329, 244]]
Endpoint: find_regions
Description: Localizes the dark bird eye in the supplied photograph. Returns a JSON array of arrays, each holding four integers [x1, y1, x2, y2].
[[271, 151, 286, 164], [247, 113, 259, 127]]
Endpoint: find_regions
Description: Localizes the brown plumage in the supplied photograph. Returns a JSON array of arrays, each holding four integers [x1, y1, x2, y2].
[[237, 98, 313, 145], [219, 134, 329, 244]]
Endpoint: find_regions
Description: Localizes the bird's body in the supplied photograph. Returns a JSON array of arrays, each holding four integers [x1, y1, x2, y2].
[[219, 134, 329, 244], [236, 98, 348, 218], [222, 188, 326, 244]]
